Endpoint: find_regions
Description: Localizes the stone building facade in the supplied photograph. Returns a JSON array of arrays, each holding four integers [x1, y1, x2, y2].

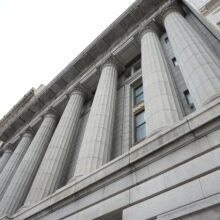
[[199, 0, 220, 29], [0, 0, 220, 219]]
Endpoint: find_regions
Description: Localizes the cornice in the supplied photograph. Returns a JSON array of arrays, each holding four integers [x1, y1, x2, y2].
[[156, 2, 184, 25], [139, 21, 161, 40], [0, 0, 176, 143]]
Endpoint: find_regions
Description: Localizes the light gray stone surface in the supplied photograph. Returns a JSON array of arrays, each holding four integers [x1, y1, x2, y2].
[[24, 89, 84, 205], [111, 86, 125, 159], [10, 99, 220, 220], [160, 33, 195, 116], [74, 61, 118, 177], [164, 9, 220, 108], [0, 132, 33, 200], [0, 1, 220, 220], [0, 148, 13, 173], [67, 112, 89, 182], [0, 113, 57, 217], [141, 27, 180, 135]]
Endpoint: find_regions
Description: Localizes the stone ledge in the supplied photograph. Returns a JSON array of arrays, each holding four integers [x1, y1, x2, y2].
[[157, 193, 220, 220], [12, 99, 220, 220]]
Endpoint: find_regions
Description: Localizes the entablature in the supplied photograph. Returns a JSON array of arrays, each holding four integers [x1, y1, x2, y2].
[[0, 0, 177, 143]]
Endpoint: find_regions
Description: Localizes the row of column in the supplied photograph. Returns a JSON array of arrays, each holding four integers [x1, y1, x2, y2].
[[0, 5, 220, 218], [0, 61, 118, 217]]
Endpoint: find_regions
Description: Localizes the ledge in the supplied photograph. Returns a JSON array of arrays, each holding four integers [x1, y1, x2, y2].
[[11, 98, 220, 220]]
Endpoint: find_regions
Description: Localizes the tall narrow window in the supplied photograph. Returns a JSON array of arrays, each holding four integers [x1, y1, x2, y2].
[[184, 90, 194, 108], [172, 57, 178, 66], [134, 84, 144, 105], [135, 110, 146, 142]]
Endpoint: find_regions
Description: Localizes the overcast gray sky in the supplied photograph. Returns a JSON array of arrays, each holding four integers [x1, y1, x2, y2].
[[0, 0, 135, 119]]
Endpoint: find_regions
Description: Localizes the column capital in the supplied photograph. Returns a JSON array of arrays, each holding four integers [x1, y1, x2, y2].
[[157, 2, 183, 25], [21, 127, 35, 138], [4, 143, 14, 153], [44, 108, 59, 121], [66, 84, 92, 101], [100, 56, 118, 72], [139, 22, 160, 40]]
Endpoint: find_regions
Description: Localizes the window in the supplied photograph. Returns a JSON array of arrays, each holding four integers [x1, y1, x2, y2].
[[164, 37, 169, 44], [135, 110, 146, 142], [134, 84, 144, 105], [133, 59, 141, 72], [172, 57, 178, 66], [184, 90, 194, 108]]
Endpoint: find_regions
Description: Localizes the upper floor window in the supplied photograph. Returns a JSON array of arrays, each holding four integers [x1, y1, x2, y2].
[[134, 110, 146, 142], [184, 90, 194, 109], [164, 37, 169, 44], [134, 84, 144, 105], [172, 57, 178, 66]]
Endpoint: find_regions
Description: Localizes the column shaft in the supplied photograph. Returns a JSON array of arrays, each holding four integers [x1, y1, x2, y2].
[[164, 10, 220, 108], [74, 62, 117, 177], [0, 113, 57, 217], [0, 148, 13, 173], [141, 28, 180, 135], [24, 90, 84, 205], [0, 132, 33, 200]]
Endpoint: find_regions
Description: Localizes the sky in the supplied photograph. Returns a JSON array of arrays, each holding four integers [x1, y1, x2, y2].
[[0, 0, 135, 119]]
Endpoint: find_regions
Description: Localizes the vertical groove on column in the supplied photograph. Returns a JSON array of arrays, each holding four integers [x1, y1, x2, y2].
[[24, 90, 84, 206], [0, 147, 13, 173], [141, 29, 180, 135], [0, 114, 57, 217], [0, 132, 33, 200], [74, 63, 117, 177], [164, 11, 220, 108]]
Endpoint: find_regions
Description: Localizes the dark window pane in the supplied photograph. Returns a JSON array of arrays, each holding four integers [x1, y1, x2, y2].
[[135, 123, 146, 142], [165, 37, 169, 43], [172, 57, 178, 66], [135, 93, 144, 105], [184, 90, 194, 107], [135, 85, 143, 96], [135, 111, 145, 127]]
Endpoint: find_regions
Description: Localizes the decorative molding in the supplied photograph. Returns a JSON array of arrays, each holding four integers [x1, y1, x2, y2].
[[139, 21, 161, 40], [156, 2, 184, 25], [100, 55, 119, 72]]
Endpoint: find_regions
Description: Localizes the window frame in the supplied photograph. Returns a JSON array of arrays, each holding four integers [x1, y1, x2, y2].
[[134, 110, 146, 143], [184, 90, 194, 109], [134, 84, 144, 106], [172, 57, 178, 67], [164, 36, 169, 44]]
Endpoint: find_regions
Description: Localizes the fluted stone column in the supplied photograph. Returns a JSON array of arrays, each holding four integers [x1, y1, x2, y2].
[[0, 147, 13, 173], [73, 60, 117, 178], [141, 26, 180, 135], [24, 89, 85, 206], [0, 113, 57, 217], [163, 7, 220, 108], [0, 132, 33, 200]]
